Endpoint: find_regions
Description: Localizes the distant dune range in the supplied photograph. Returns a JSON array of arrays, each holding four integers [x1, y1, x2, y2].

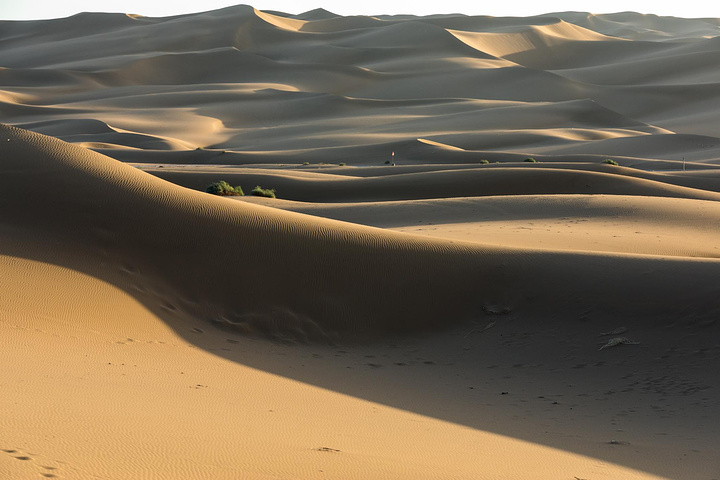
[[1, 6, 720, 480], [2, 5, 720, 155]]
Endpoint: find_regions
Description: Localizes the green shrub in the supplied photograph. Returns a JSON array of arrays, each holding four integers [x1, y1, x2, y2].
[[479, 159, 490, 164], [524, 157, 537, 163], [206, 181, 244, 196], [251, 186, 276, 198], [603, 158, 619, 166], [302, 162, 310, 165], [339, 162, 346, 166]]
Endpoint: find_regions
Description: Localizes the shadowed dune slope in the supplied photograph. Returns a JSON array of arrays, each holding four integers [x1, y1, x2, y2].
[[3, 124, 720, 342]]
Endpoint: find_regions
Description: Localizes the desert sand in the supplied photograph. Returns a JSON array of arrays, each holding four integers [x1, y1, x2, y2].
[[1, 5, 720, 479]]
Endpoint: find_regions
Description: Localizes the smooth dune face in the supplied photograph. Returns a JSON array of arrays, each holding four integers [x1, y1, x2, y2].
[[2, 6, 720, 480]]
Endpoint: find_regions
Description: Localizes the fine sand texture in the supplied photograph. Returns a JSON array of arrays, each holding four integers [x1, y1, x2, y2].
[[2, 6, 720, 480]]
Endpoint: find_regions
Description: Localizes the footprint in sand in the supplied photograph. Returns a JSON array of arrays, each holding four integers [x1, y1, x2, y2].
[[2, 450, 31, 461], [3, 448, 63, 476]]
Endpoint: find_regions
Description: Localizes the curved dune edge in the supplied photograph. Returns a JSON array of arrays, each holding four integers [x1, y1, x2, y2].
[[237, 193, 720, 258], [1, 255, 674, 480], [2, 124, 720, 343], [143, 163, 720, 203]]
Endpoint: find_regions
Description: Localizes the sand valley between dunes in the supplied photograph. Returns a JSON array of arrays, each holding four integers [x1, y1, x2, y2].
[[1, 5, 720, 479]]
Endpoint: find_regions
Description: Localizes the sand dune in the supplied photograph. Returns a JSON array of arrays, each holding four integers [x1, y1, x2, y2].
[[140, 163, 720, 202], [448, 19, 619, 60], [242, 193, 720, 257], [8, 123, 718, 337], [2, 6, 720, 480], [2, 6, 720, 154]]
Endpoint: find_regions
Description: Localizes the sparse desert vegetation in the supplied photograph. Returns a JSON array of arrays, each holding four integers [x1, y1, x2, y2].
[[251, 186, 276, 198], [206, 181, 244, 196]]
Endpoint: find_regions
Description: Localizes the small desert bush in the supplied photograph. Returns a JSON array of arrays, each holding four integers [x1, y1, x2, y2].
[[339, 162, 346, 166], [603, 158, 619, 166], [251, 186, 276, 198], [524, 157, 537, 163], [206, 181, 244, 196], [479, 159, 490, 164]]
